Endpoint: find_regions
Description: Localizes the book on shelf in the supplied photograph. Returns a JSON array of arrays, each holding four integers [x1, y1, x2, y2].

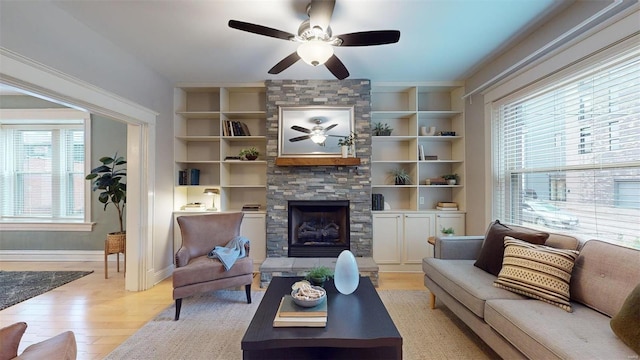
[[372, 193, 384, 211], [424, 155, 438, 160], [418, 145, 425, 161], [273, 296, 327, 327], [436, 206, 458, 211], [180, 203, 206, 211], [437, 202, 458, 208], [241, 203, 262, 211], [223, 120, 251, 136]]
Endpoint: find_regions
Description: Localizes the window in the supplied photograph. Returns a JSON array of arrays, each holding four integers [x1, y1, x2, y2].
[[493, 41, 640, 250], [0, 109, 92, 230]]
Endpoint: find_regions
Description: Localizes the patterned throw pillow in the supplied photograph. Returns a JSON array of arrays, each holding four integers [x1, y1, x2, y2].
[[494, 237, 579, 312]]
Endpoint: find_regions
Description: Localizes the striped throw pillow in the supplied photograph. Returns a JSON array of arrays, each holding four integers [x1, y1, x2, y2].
[[494, 236, 580, 312]]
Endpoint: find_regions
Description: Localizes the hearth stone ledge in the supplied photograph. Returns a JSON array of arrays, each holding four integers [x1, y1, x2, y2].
[[259, 257, 379, 288]]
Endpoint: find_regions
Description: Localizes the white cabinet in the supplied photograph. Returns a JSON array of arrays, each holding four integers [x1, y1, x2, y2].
[[173, 212, 266, 270], [435, 212, 466, 236], [371, 83, 465, 212], [373, 212, 436, 271]]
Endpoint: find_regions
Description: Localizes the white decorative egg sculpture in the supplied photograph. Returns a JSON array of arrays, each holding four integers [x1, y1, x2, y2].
[[334, 250, 360, 295]]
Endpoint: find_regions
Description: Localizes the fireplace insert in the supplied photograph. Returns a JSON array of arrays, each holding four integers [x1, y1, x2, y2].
[[288, 200, 350, 257]]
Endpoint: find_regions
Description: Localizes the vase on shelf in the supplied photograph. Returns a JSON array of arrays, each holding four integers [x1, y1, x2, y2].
[[341, 146, 349, 158]]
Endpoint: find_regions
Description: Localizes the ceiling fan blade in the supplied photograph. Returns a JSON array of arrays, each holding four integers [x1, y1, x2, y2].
[[290, 135, 311, 142], [337, 30, 401, 46], [325, 55, 349, 80], [291, 125, 312, 134], [228, 20, 295, 41], [324, 124, 338, 131], [308, 0, 335, 33], [268, 52, 301, 74]]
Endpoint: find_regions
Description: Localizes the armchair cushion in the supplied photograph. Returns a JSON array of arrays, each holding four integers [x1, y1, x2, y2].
[[1, 322, 26, 360]]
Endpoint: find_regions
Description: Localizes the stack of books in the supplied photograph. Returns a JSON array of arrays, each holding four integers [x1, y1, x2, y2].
[[223, 120, 251, 136], [180, 203, 206, 212], [372, 193, 385, 211], [273, 295, 327, 327], [436, 202, 458, 211], [241, 204, 261, 212]]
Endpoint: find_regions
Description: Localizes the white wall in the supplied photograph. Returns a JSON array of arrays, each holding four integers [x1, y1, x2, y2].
[[0, 1, 176, 282], [463, 1, 639, 234]]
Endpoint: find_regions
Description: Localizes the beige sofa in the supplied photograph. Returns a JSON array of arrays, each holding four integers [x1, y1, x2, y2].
[[0, 322, 76, 360], [423, 223, 639, 359]]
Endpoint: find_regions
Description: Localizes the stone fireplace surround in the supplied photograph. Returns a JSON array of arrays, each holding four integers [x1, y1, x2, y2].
[[260, 79, 377, 286]]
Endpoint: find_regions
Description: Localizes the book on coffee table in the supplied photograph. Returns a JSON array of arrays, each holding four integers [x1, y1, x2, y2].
[[273, 296, 327, 327]]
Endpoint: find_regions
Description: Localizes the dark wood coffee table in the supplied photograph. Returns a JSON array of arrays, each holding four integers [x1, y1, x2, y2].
[[241, 276, 402, 360]]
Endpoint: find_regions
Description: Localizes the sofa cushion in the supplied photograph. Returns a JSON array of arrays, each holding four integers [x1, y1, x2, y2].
[[485, 299, 637, 360], [0, 322, 27, 360], [422, 258, 526, 318], [474, 220, 549, 276], [610, 283, 640, 354], [494, 237, 579, 312], [570, 240, 640, 317]]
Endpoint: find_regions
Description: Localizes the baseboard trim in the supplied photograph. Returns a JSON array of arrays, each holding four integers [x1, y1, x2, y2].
[[0, 250, 104, 262]]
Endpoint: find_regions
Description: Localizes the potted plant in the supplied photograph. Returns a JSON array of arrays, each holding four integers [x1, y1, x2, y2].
[[390, 168, 411, 185], [337, 132, 357, 157], [85, 153, 127, 243], [239, 147, 259, 160], [443, 173, 459, 185], [373, 122, 393, 136], [305, 266, 334, 287], [441, 227, 455, 236]]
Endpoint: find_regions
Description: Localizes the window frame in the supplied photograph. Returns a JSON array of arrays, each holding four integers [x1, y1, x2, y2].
[[0, 108, 93, 231]]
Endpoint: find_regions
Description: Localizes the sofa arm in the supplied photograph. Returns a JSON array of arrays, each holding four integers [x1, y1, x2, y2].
[[435, 235, 484, 260], [17, 331, 76, 360]]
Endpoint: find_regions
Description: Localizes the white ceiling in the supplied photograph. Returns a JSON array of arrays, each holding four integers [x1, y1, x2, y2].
[[52, 0, 566, 84]]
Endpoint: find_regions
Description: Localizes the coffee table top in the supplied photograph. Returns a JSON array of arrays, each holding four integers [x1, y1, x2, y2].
[[241, 276, 402, 351]]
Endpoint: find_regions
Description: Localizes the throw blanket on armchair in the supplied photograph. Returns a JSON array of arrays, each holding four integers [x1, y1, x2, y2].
[[208, 236, 250, 271]]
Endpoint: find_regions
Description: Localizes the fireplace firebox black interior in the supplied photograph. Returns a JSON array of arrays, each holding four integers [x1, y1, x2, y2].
[[288, 200, 350, 257]]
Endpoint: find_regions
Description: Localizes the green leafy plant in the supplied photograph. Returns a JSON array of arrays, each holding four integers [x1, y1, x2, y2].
[[239, 147, 259, 160], [337, 132, 357, 147], [373, 122, 393, 136], [85, 153, 127, 233], [390, 168, 411, 185], [305, 266, 334, 285], [441, 227, 455, 235], [442, 173, 459, 184]]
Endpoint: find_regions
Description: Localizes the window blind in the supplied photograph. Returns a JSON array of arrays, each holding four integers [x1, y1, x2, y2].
[[493, 40, 640, 250]]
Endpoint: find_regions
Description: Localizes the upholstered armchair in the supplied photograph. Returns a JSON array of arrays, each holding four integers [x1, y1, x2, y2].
[[173, 212, 253, 320]]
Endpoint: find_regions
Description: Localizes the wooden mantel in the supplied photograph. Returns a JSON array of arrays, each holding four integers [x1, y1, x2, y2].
[[275, 157, 361, 166]]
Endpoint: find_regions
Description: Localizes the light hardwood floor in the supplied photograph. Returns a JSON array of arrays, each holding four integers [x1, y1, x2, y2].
[[0, 261, 425, 359]]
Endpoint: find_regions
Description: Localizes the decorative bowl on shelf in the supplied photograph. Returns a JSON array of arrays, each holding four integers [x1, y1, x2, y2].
[[291, 285, 327, 308]]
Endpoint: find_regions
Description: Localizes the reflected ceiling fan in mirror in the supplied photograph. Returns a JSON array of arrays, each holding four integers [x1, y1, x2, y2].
[[290, 118, 340, 144], [228, 0, 400, 80]]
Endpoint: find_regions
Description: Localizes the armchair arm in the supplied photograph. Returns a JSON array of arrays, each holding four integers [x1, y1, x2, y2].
[[435, 235, 485, 260], [175, 247, 190, 268]]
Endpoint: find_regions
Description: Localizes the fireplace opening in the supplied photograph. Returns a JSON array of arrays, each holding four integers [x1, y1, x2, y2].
[[288, 200, 350, 257]]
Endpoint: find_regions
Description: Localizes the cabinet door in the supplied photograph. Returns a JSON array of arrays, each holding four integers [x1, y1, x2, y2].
[[373, 213, 403, 264], [403, 213, 435, 263], [435, 213, 466, 236], [240, 213, 266, 265]]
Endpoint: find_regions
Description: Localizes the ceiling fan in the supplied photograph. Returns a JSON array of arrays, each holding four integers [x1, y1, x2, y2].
[[228, 0, 400, 80], [290, 119, 339, 144]]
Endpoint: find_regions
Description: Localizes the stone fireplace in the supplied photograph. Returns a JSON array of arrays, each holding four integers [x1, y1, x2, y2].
[[288, 200, 350, 257], [265, 79, 373, 258]]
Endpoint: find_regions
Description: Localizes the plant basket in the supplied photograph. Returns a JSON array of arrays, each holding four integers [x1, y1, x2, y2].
[[106, 232, 126, 253]]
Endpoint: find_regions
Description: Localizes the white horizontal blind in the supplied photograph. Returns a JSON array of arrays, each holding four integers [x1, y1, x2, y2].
[[1, 123, 84, 221], [493, 41, 640, 250]]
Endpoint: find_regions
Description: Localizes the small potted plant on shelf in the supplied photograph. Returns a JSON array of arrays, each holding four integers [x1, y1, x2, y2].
[[373, 122, 393, 136], [390, 168, 411, 185], [441, 227, 455, 236], [305, 266, 334, 287], [442, 173, 459, 185], [239, 147, 259, 160], [85, 153, 127, 245], [337, 132, 357, 157]]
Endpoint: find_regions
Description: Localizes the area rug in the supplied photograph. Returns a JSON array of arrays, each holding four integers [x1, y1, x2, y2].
[[106, 289, 495, 360], [0, 271, 93, 310]]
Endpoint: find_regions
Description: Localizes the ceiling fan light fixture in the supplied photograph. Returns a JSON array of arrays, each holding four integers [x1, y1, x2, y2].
[[297, 40, 333, 66], [310, 133, 327, 143]]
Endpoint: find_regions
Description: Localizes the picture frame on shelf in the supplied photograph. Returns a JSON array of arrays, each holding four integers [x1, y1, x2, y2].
[[278, 106, 354, 158]]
